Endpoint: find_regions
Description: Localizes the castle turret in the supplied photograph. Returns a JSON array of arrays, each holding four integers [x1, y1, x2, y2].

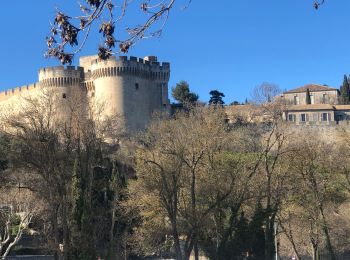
[[39, 66, 84, 92], [38, 66, 86, 119], [86, 55, 170, 132], [0, 55, 171, 134]]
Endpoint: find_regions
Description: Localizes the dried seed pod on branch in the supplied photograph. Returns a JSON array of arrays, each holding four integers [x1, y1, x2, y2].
[[45, 0, 181, 64]]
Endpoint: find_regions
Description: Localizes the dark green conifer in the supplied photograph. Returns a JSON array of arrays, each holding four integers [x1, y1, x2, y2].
[[209, 90, 225, 106], [340, 75, 350, 104], [171, 81, 199, 104]]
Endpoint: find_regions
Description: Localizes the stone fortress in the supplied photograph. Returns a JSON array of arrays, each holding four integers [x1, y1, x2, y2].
[[0, 55, 171, 132]]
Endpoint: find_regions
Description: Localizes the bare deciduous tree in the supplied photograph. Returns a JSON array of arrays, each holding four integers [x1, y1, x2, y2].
[[0, 187, 39, 259], [46, 0, 191, 64], [45, 1, 324, 64], [1, 87, 124, 259]]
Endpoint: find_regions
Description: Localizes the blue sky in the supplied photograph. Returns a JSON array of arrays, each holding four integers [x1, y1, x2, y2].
[[0, 1, 349, 104]]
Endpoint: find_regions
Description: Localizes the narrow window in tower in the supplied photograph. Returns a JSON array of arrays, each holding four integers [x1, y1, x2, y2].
[[135, 83, 139, 90], [62, 93, 67, 99]]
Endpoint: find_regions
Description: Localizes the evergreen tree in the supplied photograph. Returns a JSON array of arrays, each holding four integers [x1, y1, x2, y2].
[[209, 90, 225, 106], [232, 212, 250, 256], [248, 202, 267, 258], [171, 81, 199, 104], [340, 75, 350, 104], [0, 133, 9, 172], [306, 88, 311, 105]]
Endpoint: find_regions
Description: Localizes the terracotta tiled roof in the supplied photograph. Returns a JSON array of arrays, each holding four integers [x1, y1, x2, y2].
[[284, 84, 338, 94]]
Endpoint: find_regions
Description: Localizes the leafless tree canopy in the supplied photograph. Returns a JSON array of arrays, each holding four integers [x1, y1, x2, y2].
[[313, 0, 325, 9], [45, 0, 191, 64], [45, 0, 325, 64], [251, 82, 281, 104]]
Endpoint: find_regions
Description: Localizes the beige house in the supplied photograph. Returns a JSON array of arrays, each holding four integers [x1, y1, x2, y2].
[[283, 104, 350, 125], [278, 84, 350, 125], [280, 84, 339, 105], [225, 84, 350, 126]]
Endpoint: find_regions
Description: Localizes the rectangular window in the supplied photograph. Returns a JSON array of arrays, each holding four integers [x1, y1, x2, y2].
[[323, 94, 328, 104], [310, 95, 314, 104], [288, 114, 295, 122], [301, 114, 306, 122], [294, 96, 299, 105], [321, 113, 328, 121]]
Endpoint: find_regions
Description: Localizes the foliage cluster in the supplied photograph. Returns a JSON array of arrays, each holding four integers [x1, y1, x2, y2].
[[1, 86, 350, 260]]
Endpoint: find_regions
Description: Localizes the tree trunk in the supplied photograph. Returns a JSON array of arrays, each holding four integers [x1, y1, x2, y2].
[[184, 233, 194, 260], [319, 206, 336, 260], [108, 202, 117, 260], [278, 219, 301, 260], [171, 219, 183, 260], [191, 169, 198, 260], [265, 216, 275, 260], [62, 196, 70, 260], [312, 242, 319, 260], [291, 241, 301, 260], [51, 204, 61, 260], [194, 237, 199, 260]]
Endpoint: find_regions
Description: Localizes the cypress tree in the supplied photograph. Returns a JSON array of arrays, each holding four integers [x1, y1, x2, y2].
[[340, 75, 350, 104]]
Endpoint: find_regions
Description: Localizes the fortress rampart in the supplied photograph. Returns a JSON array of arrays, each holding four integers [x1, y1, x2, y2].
[[39, 66, 84, 87], [0, 55, 171, 133], [89, 56, 170, 131], [90, 56, 170, 81], [0, 83, 38, 102]]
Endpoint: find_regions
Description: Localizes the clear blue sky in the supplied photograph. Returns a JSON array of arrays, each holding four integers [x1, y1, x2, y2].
[[0, 1, 349, 104]]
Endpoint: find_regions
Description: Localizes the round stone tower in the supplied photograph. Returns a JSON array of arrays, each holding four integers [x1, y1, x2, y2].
[[89, 56, 170, 132], [39, 66, 84, 95], [38, 66, 85, 118]]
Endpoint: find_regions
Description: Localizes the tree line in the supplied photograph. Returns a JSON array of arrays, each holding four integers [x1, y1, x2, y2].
[[1, 87, 350, 260]]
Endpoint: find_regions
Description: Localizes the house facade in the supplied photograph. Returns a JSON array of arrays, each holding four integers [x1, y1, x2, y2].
[[280, 84, 339, 105], [280, 84, 350, 125]]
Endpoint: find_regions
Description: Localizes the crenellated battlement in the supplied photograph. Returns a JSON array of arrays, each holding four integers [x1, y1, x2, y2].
[[0, 83, 38, 102], [38, 66, 84, 87], [91, 66, 170, 81], [89, 56, 170, 80], [0, 54, 170, 132], [39, 66, 84, 80], [89, 56, 170, 69]]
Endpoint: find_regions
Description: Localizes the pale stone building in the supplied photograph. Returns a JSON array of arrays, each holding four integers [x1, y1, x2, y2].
[[280, 84, 339, 105], [225, 84, 350, 126], [0, 55, 171, 133], [278, 84, 350, 125]]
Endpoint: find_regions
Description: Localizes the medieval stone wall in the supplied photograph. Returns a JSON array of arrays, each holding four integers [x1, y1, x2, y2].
[[0, 55, 171, 133]]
